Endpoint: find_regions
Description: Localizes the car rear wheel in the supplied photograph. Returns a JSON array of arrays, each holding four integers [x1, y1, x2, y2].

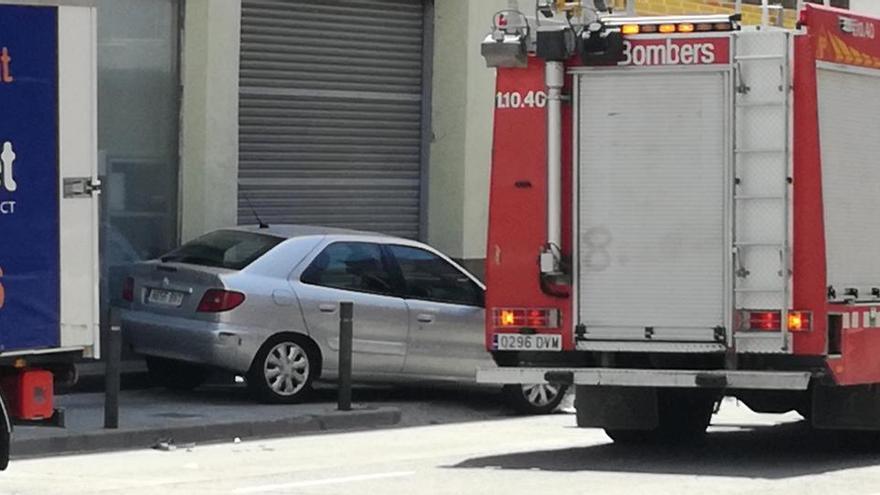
[[145, 356, 209, 391], [248, 335, 316, 404], [504, 383, 568, 415]]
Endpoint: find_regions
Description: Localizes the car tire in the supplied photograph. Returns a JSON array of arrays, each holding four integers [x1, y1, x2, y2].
[[504, 383, 568, 415], [248, 334, 316, 404], [145, 356, 209, 391]]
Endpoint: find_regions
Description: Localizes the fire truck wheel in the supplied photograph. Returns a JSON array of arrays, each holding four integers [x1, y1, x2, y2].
[[605, 390, 716, 445], [504, 383, 568, 415], [145, 356, 209, 391]]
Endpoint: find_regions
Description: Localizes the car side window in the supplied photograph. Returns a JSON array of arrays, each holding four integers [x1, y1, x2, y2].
[[387, 245, 483, 307], [301, 242, 394, 295]]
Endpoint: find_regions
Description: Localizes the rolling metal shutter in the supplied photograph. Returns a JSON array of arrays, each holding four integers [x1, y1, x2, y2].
[[576, 70, 728, 343], [818, 66, 880, 296], [239, 0, 426, 238]]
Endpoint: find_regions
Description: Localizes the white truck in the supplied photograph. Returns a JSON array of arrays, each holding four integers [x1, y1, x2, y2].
[[0, 2, 99, 468]]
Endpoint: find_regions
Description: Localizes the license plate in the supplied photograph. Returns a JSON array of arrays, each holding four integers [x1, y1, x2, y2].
[[147, 289, 184, 307], [494, 333, 562, 351]]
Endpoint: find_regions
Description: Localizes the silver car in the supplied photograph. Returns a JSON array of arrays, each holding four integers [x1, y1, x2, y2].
[[120, 226, 566, 414]]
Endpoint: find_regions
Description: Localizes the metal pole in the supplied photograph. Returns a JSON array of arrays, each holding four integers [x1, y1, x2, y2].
[[103, 307, 121, 429], [337, 301, 353, 411], [543, 61, 565, 274]]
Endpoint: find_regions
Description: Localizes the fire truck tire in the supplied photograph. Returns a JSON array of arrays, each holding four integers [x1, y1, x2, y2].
[[605, 389, 716, 444], [503, 383, 569, 415], [145, 356, 209, 391]]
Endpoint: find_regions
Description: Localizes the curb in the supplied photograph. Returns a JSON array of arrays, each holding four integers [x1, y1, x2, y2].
[[11, 407, 401, 458]]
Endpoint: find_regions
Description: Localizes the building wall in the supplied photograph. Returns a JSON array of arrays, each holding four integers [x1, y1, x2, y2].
[[428, 0, 520, 274], [179, 0, 241, 242]]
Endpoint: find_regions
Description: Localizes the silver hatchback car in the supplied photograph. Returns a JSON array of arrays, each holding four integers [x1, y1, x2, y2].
[[120, 226, 566, 414]]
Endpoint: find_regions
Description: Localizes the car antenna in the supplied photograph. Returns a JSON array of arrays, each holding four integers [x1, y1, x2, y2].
[[240, 188, 269, 229]]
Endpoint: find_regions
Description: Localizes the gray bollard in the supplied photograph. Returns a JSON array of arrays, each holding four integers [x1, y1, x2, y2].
[[338, 301, 353, 411], [104, 307, 121, 429]]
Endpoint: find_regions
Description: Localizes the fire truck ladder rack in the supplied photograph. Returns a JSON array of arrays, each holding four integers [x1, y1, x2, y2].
[[732, 29, 792, 354]]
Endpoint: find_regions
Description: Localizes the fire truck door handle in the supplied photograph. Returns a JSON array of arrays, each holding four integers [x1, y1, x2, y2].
[[778, 249, 790, 277], [417, 314, 435, 324], [734, 246, 749, 278]]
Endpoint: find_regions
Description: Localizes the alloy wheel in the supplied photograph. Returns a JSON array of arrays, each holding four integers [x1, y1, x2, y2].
[[263, 341, 310, 396], [521, 383, 561, 407]]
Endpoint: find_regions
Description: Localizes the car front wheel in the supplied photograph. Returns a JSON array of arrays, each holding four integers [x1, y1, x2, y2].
[[248, 335, 316, 404], [504, 383, 568, 415]]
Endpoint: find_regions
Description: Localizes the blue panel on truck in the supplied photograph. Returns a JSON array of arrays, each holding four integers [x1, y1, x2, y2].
[[0, 6, 60, 352]]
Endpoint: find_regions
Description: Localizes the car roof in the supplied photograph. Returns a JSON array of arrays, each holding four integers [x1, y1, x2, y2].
[[229, 224, 409, 242]]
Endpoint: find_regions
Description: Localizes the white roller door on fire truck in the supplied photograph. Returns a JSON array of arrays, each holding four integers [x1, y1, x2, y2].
[[817, 65, 880, 299], [576, 69, 730, 343]]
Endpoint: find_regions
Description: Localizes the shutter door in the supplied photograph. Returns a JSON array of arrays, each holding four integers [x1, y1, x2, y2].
[[818, 66, 880, 296], [577, 70, 728, 342], [239, 0, 425, 238]]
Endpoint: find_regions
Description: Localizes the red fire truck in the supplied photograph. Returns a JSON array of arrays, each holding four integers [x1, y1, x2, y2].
[[478, 1, 880, 441]]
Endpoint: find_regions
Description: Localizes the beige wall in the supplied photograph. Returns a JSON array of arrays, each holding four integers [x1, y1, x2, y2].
[[177, 0, 511, 257], [429, 0, 522, 261], [179, 0, 241, 242]]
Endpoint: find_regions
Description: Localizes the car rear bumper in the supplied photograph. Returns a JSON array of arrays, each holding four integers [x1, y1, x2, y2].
[[120, 309, 257, 373]]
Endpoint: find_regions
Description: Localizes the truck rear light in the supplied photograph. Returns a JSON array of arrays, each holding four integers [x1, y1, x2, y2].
[[122, 277, 134, 302], [787, 311, 813, 332], [493, 308, 559, 329], [744, 310, 782, 331], [659, 24, 676, 33], [677, 23, 695, 33], [197, 289, 245, 313]]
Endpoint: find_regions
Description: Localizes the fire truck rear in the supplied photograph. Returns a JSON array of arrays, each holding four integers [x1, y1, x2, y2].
[[479, 0, 880, 441]]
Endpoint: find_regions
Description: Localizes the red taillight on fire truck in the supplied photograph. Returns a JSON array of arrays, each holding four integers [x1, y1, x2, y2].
[[197, 289, 245, 313], [739, 310, 813, 332], [750, 311, 782, 331], [493, 308, 559, 329]]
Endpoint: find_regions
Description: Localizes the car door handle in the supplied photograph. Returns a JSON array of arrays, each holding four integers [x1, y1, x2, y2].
[[416, 314, 435, 324], [318, 303, 337, 313]]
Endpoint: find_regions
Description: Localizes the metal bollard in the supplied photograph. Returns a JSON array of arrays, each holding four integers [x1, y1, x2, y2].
[[338, 301, 354, 411], [104, 307, 121, 429]]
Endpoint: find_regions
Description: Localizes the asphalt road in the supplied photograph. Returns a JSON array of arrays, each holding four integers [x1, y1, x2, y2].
[[5, 399, 880, 495]]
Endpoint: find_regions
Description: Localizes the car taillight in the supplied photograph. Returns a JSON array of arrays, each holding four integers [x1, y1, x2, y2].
[[122, 277, 134, 302], [493, 308, 559, 329], [197, 289, 245, 313]]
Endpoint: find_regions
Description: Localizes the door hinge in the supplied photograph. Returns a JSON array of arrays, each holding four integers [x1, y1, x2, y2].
[[63, 177, 101, 198]]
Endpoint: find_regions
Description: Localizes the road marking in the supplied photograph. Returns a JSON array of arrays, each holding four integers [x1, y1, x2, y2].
[[233, 471, 416, 493]]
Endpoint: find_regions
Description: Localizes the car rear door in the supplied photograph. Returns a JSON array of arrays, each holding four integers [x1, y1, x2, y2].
[[296, 241, 409, 374], [385, 244, 487, 380]]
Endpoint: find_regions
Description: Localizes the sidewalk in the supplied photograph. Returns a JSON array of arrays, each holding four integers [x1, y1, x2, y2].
[[12, 385, 400, 458]]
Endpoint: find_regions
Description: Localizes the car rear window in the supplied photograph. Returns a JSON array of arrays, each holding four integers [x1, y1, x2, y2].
[[159, 230, 283, 270]]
